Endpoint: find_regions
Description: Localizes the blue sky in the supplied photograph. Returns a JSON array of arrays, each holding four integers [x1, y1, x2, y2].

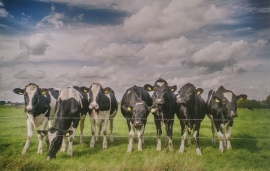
[[0, 0, 269, 102]]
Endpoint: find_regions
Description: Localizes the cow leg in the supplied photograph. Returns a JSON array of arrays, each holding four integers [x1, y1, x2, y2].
[[194, 122, 202, 155], [96, 124, 102, 141], [60, 137, 66, 152], [226, 123, 232, 150], [165, 120, 174, 151], [109, 118, 114, 142], [138, 125, 145, 151], [154, 116, 162, 151], [90, 117, 96, 148], [22, 119, 34, 154], [127, 122, 134, 153], [37, 117, 48, 154], [221, 124, 227, 147], [179, 121, 186, 154], [101, 114, 109, 149], [208, 114, 216, 144], [79, 115, 86, 143], [67, 127, 76, 156], [186, 125, 192, 145]]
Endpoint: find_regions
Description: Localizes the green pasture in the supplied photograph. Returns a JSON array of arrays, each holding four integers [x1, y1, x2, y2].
[[0, 106, 270, 171]]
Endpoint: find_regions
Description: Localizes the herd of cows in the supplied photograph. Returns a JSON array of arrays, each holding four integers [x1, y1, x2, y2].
[[13, 78, 247, 160]]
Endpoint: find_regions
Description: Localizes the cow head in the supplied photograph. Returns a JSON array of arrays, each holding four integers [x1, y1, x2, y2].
[[37, 128, 73, 161], [80, 83, 111, 111], [176, 83, 203, 104], [122, 101, 150, 130], [13, 83, 48, 114], [212, 87, 247, 118], [143, 78, 176, 106]]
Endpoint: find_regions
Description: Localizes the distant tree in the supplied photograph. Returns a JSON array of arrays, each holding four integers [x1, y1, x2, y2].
[[0, 101, 5, 105], [266, 95, 270, 107]]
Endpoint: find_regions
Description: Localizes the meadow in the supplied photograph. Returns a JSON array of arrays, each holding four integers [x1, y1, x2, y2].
[[0, 105, 270, 171]]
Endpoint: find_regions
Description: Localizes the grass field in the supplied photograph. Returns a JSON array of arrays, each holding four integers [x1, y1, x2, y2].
[[0, 106, 270, 171]]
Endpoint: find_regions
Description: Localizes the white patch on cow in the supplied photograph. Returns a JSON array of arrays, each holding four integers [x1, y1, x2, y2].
[[90, 83, 101, 106], [226, 126, 232, 150], [48, 131, 57, 145], [25, 84, 38, 111], [223, 92, 233, 103], [27, 112, 48, 128], [135, 102, 144, 105], [179, 131, 187, 154], [128, 122, 135, 153], [156, 81, 164, 87], [193, 131, 198, 140], [218, 130, 224, 153], [48, 91, 57, 126], [59, 87, 83, 108], [127, 90, 131, 95]]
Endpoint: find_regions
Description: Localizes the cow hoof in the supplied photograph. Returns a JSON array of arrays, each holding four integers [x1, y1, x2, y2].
[[196, 148, 202, 156], [110, 137, 113, 142], [21, 149, 27, 155], [227, 147, 232, 150], [60, 148, 65, 152], [156, 148, 161, 151], [219, 149, 224, 153], [37, 150, 43, 154]]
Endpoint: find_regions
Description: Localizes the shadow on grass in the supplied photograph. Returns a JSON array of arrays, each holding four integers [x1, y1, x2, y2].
[[232, 133, 259, 153]]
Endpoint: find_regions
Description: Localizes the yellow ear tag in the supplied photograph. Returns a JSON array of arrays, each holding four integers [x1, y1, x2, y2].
[[127, 107, 131, 111], [66, 132, 70, 136], [151, 108, 156, 113], [84, 89, 87, 93], [104, 90, 109, 94], [171, 89, 174, 92], [215, 98, 220, 103], [239, 97, 243, 101], [19, 92, 24, 95], [147, 87, 151, 91], [197, 91, 201, 95], [41, 91, 46, 95]]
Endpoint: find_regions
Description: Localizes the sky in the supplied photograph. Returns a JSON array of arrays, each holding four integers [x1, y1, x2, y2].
[[0, 0, 269, 103]]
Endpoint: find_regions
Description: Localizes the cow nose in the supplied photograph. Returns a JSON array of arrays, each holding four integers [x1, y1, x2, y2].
[[230, 111, 238, 118], [177, 98, 185, 104], [156, 99, 163, 104], [26, 105, 33, 112], [89, 103, 98, 109]]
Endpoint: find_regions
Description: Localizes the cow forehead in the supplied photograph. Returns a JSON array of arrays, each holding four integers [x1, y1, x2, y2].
[[48, 131, 57, 144], [223, 92, 234, 103], [156, 81, 164, 87], [25, 84, 38, 95], [91, 83, 102, 92]]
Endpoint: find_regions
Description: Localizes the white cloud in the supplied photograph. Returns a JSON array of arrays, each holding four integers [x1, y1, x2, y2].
[[36, 12, 65, 29], [14, 70, 46, 79], [19, 33, 52, 55], [0, 8, 8, 17], [139, 36, 193, 64], [77, 66, 116, 78]]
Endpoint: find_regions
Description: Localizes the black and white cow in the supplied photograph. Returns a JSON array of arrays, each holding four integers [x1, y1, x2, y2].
[[176, 83, 207, 155], [13, 83, 59, 155], [37, 86, 89, 160], [80, 83, 118, 149], [143, 78, 177, 151], [206, 86, 247, 153], [121, 85, 152, 152]]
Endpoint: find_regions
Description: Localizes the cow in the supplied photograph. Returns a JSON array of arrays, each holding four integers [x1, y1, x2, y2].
[[13, 83, 59, 155], [37, 86, 89, 160], [245, 105, 254, 111], [143, 78, 177, 151], [80, 83, 118, 149], [206, 86, 247, 153], [175, 83, 207, 155], [121, 85, 152, 152]]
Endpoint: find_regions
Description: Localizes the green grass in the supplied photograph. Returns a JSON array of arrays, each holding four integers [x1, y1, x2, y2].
[[0, 106, 270, 171]]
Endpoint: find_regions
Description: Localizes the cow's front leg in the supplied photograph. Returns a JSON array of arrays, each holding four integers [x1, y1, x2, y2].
[[127, 123, 134, 153], [208, 114, 216, 144], [138, 125, 145, 151], [101, 117, 109, 149], [179, 121, 186, 154], [90, 118, 96, 148], [165, 120, 174, 151], [154, 116, 162, 151], [217, 130, 224, 153], [109, 119, 114, 142], [226, 125, 232, 150], [37, 117, 48, 154], [67, 128, 76, 156], [22, 119, 34, 155], [96, 124, 102, 141], [194, 122, 202, 155], [79, 115, 86, 143]]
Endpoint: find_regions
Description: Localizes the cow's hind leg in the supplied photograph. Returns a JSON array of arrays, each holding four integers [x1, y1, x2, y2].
[[79, 115, 86, 143], [109, 118, 114, 142], [90, 118, 96, 148]]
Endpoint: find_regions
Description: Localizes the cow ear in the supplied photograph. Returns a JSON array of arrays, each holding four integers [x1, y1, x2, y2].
[[40, 88, 49, 95], [196, 88, 204, 95], [143, 84, 154, 91], [64, 130, 73, 137], [37, 130, 48, 136], [13, 88, 24, 95], [80, 86, 89, 93], [169, 85, 177, 92], [214, 96, 220, 103], [122, 104, 132, 112], [237, 94, 247, 101], [103, 87, 111, 94]]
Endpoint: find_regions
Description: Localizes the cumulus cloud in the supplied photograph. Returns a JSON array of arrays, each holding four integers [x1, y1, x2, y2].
[[19, 33, 52, 55], [122, 0, 228, 42], [139, 36, 193, 64], [77, 66, 116, 78], [14, 70, 46, 79], [188, 40, 249, 72]]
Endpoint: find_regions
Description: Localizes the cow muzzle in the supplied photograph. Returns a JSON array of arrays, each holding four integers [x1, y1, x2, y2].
[[230, 111, 238, 118], [176, 97, 186, 104], [134, 121, 142, 130], [89, 103, 99, 110], [156, 98, 164, 104]]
